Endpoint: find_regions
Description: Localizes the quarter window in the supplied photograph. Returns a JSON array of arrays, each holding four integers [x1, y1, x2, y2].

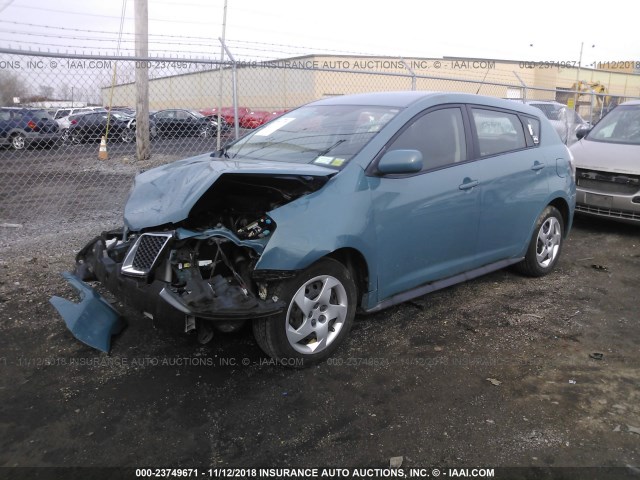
[[472, 108, 527, 156], [388, 108, 467, 171], [522, 116, 541, 145]]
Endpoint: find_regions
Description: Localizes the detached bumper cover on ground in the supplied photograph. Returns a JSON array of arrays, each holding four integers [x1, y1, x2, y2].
[[49, 272, 125, 352]]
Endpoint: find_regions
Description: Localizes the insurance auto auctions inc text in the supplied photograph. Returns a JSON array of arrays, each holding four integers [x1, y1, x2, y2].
[[196, 467, 495, 478]]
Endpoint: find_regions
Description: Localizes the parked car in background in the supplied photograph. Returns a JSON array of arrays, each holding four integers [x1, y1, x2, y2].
[[51, 91, 575, 364], [67, 111, 133, 143], [201, 107, 289, 130], [526, 101, 590, 145], [108, 106, 136, 116], [570, 100, 640, 223], [239, 109, 288, 129], [59, 111, 94, 142], [151, 109, 217, 138], [54, 106, 106, 125], [201, 106, 251, 126], [0, 107, 60, 150], [123, 114, 158, 143]]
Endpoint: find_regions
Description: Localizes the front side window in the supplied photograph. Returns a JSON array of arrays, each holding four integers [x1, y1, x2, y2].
[[588, 105, 640, 145], [387, 108, 467, 170], [226, 104, 400, 168], [472, 108, 527, 156]]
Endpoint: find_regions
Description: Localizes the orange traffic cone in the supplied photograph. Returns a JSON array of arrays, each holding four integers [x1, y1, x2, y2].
[[98, 136, 108, 160]]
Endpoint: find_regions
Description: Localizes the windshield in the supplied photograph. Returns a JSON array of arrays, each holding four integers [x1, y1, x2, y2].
[[226, 104, 400, 167], [111, 112, 131, 120], [588, 105, 640, 145]]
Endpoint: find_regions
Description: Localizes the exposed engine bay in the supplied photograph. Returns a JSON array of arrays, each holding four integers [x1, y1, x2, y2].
[[184, 173, 328, 237], [70, 173, 329, 343]]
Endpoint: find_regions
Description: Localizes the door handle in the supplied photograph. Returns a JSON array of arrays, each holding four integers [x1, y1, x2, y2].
[[531, 161, 545, 171], [458, 179, 479, 190]]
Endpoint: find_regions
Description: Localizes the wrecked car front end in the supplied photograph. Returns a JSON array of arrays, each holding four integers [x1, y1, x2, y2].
[[52, 155, 336, 351]]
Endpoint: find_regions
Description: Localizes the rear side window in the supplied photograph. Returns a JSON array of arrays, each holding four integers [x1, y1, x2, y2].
[[388, 107, 467, 171], [472, 108, 527, 156], [0, 110, 10, 121]]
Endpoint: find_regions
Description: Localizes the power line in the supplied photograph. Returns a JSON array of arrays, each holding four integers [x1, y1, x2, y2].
[[0, 21, 389, 58], [5, 4, 223, 26]]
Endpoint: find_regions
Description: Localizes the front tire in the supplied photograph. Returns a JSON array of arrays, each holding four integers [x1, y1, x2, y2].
[[253, 258, 357, 365], [515, 205, 564, 277]]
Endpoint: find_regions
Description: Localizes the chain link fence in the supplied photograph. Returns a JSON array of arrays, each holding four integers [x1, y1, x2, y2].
[[1, 49, 639, 244]]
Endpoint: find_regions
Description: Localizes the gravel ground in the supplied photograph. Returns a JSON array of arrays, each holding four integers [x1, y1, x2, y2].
[[0, 214, 639, 474]]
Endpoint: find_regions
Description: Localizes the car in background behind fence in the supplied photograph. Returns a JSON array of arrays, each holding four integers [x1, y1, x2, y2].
[[0, 107, 60, 150]]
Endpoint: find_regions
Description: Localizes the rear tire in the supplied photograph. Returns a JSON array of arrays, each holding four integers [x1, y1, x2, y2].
[[10, 133, 26, 150], [515, 205, 564, 277], [253, 258, 357, 366], [121, 129, 134, 143]]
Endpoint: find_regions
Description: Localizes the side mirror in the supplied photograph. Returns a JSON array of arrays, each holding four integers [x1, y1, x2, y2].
[[576, 125, 591, 140], [377, 149, 423, 174]]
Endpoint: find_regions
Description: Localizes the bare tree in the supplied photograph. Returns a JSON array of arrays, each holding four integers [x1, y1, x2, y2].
[[59, 83, 71, 101], [39, 84, 55, 100], [0, 71, 27, 106]]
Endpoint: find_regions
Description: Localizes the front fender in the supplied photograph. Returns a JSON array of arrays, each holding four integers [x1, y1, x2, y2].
[[255, 165, 376, 274]]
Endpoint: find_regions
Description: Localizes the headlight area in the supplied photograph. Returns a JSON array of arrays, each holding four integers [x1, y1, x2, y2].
[[74, 224, 287, 338]]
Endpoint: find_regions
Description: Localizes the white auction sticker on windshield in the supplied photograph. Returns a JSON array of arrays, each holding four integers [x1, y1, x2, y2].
[[254, 117, 295, 136]]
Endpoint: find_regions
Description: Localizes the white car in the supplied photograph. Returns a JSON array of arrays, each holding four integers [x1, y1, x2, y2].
[[54, 107, 107, 128]]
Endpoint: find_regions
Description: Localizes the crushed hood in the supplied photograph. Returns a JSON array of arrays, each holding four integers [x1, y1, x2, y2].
[[570, 139, 640, 175], [124, 153, 336, 230]]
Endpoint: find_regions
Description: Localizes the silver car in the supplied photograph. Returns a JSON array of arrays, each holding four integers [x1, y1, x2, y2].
[[527, 101, 590, 145], [570, 100, 640, 223]]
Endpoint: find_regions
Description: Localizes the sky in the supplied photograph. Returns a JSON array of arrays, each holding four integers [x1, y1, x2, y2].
[[0, 0, 638, 67]]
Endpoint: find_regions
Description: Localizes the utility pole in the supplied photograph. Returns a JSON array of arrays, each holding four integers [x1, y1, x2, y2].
[[135, 0, 150, 160], [216, 0, 228, 151]]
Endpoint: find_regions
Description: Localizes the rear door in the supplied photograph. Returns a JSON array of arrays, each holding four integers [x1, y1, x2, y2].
[[468, 107, 549, 263]]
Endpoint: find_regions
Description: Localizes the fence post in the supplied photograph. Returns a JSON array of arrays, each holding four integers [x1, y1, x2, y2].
[[400, 59, 416, 91], [512, 72, 527, 102], [221, 39, 239, 139], [134, 0, 150, 161]]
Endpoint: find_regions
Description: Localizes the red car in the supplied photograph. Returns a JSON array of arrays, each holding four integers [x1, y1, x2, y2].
[[199, 107, 250, 126], [199, 107, 289, 129], [239, 110, 288, 129]]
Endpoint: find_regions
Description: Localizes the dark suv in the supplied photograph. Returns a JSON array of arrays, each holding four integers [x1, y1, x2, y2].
[[0, 107, 60, 150]]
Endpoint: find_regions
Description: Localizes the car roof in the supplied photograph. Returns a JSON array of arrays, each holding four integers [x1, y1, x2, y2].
[[526, 100, 563, 106], [310, 91, 544, 116]]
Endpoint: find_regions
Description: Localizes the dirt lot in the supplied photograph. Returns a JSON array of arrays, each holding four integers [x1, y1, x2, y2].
[[0, 215, 639, 474]]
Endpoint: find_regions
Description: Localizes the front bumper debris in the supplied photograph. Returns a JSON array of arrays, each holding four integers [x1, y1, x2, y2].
[[50, 229, 287, 352], [49, 272, 125, 353]]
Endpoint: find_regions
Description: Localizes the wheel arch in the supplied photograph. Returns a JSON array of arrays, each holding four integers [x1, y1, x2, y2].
[[326, 247, 370, 309], [548, 196, 571, 234]]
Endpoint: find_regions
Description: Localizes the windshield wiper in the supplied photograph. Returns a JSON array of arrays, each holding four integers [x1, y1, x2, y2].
[[315, 139, 346, 157]]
